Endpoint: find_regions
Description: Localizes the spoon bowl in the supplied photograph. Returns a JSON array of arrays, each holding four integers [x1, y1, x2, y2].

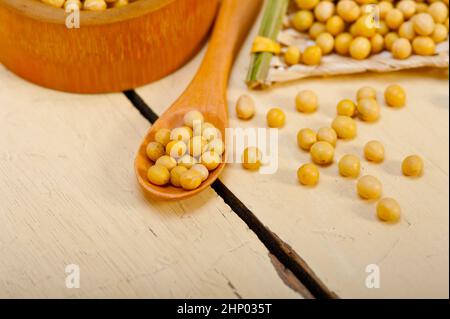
[[135, 107, 227, 200]]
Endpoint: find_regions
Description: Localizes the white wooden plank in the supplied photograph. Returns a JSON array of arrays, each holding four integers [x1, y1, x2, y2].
[[0, 65, 301, 298], [136, 16, 449, 298]]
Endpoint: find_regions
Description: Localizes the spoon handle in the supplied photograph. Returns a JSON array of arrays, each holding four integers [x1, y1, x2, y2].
[[183, 0, 263, 99]]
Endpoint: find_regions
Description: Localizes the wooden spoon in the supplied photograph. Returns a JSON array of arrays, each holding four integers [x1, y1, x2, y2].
[[135, 0, 263, 200]]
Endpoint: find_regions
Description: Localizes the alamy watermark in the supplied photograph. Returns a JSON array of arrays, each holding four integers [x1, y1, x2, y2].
[[65, 264, 80, 289], [167, 120, 279, 174], [224, 127, 279, 175], [365, 264, 380, 289], [363, 4, 381, 30], [65, 6, 80, 29]]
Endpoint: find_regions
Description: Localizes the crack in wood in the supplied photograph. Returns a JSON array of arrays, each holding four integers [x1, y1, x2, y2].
[[269, 253, 314, 299], [220, 272, 243, 299], [148, 226, 158, 238]]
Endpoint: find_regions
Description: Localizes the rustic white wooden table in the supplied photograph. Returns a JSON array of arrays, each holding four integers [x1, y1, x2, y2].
[[0, 10, 448, 298]]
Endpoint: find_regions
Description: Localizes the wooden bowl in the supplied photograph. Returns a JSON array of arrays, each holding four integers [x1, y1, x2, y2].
[[0, 0, 219, 93]]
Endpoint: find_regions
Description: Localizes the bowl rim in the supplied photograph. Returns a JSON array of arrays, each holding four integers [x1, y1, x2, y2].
[[0, 0, 177, 25]]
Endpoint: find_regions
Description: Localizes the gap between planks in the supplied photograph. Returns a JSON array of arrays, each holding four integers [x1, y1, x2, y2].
[[123, 90, 338, 299]]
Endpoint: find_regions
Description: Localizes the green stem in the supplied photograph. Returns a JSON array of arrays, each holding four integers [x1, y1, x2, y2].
[[245, 0, 289, 89]]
